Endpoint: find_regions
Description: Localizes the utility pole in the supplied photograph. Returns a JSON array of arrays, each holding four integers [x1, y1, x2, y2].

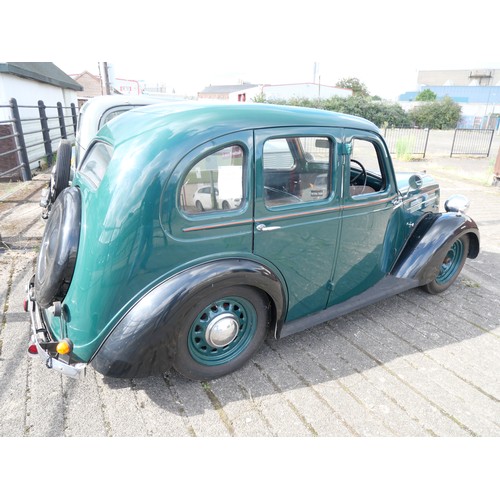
[[100, 62, 111, 95]]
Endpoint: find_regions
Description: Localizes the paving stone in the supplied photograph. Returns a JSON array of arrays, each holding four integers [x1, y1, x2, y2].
[[1, 168, 499, 437]]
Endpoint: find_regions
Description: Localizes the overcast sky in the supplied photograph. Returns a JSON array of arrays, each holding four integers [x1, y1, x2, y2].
[[11, 0, 499, 100]]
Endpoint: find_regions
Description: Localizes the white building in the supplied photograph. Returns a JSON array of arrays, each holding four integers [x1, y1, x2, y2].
[[0, 62, 82, 179], [398, 69, 500, 129], [198, 82, 352, 102], [0, 62, 81, 115], [260, 82, 352, 101]]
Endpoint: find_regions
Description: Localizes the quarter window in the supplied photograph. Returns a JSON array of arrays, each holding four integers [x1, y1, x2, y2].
[[180, 145, 244, 214], [263, 137, 332, 207]]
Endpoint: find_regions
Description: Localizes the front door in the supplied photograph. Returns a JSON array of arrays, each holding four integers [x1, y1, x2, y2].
[[328, 129, 399, 307], [253, 128, 342, 321]]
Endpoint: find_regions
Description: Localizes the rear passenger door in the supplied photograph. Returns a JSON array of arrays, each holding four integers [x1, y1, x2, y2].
[[253, 128, 342, 321], [164, 132, 254, 272]]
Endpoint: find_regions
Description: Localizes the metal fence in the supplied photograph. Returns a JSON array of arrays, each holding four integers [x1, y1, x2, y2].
[[383, 128, 430, 158], [0, 98, 77, 181], [450, 129, 495, 157]]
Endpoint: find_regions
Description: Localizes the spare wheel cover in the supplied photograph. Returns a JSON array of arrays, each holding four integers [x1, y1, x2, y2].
[[35, 186, 81, 308], [50, 139, 72, 202]]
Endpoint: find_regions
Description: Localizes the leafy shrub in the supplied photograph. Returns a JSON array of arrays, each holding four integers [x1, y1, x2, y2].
[[254, 95, 412, 128], [408, 97, 461, 129]]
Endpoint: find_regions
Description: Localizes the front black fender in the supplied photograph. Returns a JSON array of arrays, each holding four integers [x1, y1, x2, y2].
[[391, 212, 480, 285], [91, 259, 287, 378]]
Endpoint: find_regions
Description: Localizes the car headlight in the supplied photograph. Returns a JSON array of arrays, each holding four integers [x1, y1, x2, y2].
[[444, 194, 470, 214]]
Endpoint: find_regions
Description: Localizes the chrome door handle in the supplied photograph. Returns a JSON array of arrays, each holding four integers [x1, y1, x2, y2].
[[256, 223, 281, 232]]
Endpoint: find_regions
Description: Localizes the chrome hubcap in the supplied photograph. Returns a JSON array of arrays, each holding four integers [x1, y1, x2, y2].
[[205, 313, 239, 348]]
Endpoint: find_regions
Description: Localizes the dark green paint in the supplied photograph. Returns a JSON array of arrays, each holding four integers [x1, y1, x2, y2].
[[39, 102, 442, 363], [436, 238, 465, 285]]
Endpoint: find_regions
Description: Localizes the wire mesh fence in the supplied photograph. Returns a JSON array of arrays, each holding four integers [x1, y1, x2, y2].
[[450, 129, 495, 157], [383, 128, 430, 158]]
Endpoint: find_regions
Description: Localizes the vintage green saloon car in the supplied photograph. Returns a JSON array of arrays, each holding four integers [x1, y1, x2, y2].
[[26, 102, 480, 381]]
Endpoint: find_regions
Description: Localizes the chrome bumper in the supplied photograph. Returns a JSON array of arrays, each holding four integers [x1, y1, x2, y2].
[[26, 276, 86, 379]]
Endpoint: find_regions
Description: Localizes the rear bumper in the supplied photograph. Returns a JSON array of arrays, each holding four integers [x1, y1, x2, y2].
[[26, 275, 86, 379]]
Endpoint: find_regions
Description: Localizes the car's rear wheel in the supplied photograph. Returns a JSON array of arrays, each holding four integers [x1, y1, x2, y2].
[[422, 235, 469, 294], [172, 285, 269, 380]]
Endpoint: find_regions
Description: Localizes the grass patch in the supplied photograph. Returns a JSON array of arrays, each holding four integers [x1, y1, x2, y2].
[[395, 137, 415, 161], [461, 278, 480, 288]]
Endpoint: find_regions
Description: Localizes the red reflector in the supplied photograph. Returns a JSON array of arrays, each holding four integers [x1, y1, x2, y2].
[[23, 299, 29, 313], [28, 344, 38, 355]]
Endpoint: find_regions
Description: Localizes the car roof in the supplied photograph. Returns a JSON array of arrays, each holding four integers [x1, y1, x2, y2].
[[76, 95, 186, 162], [96, 101, 381, 150], [79, 94, 184, 116]]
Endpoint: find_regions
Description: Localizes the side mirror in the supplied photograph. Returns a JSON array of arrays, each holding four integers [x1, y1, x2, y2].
[[315, 139, 330, 149]]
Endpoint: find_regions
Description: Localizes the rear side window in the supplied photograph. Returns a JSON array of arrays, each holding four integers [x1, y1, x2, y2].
[[78, 142, 113, 189], [180, 145, 244, 214]]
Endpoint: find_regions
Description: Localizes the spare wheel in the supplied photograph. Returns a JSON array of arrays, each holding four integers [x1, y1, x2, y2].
[[50, 139, 72, 203], [35, 186, 81, 308]]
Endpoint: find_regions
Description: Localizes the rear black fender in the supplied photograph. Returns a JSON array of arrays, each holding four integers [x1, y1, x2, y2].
[[391, 212, 479, 285], [91, 259, 286, 378]]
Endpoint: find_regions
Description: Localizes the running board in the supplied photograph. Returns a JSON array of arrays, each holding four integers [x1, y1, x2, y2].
[[279, 276, 417, 338]]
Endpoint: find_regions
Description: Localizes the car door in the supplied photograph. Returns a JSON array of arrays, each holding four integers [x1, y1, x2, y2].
[[253, 128, 343, 322], [327, 129, 400, 307], [163, 131, 254, 272]]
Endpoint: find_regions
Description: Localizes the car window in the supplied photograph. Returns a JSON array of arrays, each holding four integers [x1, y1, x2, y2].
[[349, 138, 386, 196], [99, 106, 137, 128], [180, 145, 244, 214], [78, 142, 113, 189], [263, 139, 295, 170], [263, 136, 332, 207]]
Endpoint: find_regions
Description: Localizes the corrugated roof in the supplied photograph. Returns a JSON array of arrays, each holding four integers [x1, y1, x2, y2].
[[0, 62, 83, 91], [399, 86, 500, 104]]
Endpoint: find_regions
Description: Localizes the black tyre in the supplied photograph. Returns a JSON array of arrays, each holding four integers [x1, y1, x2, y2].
[[422, 235, 469, 294], [50, 139, 72, 202], [35, 187, 81, 308], [195, 200, 204, 211], [172, 285, 269, 381]]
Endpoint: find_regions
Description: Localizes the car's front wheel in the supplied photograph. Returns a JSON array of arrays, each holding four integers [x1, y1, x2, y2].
[[422, 235, 469, 294], [172, 285, 269, 380]]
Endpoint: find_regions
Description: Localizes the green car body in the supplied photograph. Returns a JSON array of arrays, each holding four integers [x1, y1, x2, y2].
[[26, 102, 480, 381]]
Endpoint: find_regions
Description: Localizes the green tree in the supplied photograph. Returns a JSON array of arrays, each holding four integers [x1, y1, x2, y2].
[[415, 89, 437, 101], [408, 96, 461, 129], [321, 96, 411, 127], [336, 77, 370, 97], [255, 94, 411, 128]]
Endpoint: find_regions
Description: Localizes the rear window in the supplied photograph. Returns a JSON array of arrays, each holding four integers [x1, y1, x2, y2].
[[78, 142, 113, 189]]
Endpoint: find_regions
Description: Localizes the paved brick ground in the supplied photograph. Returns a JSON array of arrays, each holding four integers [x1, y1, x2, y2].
[[0, 163, 499, 437]]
